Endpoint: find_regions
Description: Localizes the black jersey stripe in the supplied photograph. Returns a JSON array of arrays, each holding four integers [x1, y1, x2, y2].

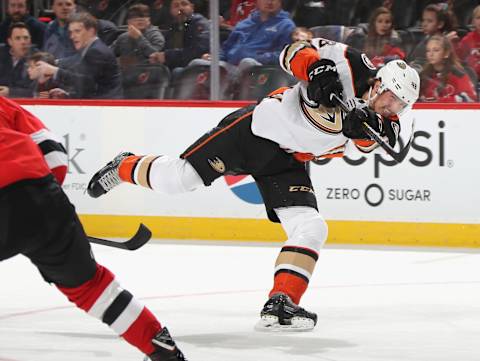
[[281, 246, 319, 261], [38, 139, 67, 155], [146, 156, 160, 189], [102, 290, 133, 325], [274, 269, 310, 283]]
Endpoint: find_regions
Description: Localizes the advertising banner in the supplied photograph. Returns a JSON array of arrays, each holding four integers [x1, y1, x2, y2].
[[22, 102, 480, 245]]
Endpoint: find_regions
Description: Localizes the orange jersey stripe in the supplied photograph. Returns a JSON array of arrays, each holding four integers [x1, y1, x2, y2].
[[268, 87, 290, 97], [353, 139, 376, 148], [182, 111, 253, 158], [289, 47, 320, 81]]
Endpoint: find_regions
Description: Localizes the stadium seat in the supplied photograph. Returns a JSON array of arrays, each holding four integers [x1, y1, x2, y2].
[[397, 29, 416, 57], [169, 64, 231, 100], [122, 64, 170, 99], [309, 25, 355, 43], [235, 65, 297, 101]]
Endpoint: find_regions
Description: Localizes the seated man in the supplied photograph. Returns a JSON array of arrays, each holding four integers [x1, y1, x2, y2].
[[111, 3, 166, 98], [148, 0, 210, 71], [218, 0, 295, 67], [36, 12, 123, 99], [0, 0, 46, 47], [188, 0, 295, 98], [0, 22, 35, 97], [43, 0, 77, 59]]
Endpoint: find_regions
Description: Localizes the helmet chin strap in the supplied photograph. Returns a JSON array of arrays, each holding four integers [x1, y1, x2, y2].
[[367, 85, 379, 109]]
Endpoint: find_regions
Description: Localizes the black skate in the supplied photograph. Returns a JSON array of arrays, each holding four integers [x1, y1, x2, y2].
[[145, 327, 188, 361], [87, 152, 133, 198], [255, 293, 317, 332]]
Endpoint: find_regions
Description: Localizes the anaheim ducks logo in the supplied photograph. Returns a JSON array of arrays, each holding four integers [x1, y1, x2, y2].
[[208, 157, 226, 173], [300, 94, 343, 134]]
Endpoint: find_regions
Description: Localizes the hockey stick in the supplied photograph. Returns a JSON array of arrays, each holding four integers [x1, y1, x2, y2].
[[87, 223, 152, 250], [331, 93, 414, 163]]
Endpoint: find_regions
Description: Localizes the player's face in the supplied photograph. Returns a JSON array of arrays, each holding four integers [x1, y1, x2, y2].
[[69, 21, 95, 50], [372, 89, 407, 117], [426, 39, 446, 68], [375, 13, 392, 36]]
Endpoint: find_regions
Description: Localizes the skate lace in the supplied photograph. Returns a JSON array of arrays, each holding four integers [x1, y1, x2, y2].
[[98, 169, 121, 192]]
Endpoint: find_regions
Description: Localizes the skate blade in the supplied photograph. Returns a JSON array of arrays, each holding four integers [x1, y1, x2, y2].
[[254, 315, 315, 332]]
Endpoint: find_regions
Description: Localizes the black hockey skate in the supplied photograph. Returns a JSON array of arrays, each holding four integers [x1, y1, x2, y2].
[[255, 293, 317, 332], [145, 327, 188, 361], [87, 152, 133, 198]]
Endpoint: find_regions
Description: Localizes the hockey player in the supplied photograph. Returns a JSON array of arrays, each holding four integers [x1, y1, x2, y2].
[[87, 38, 420, 331], [0, 97, 187, 361]]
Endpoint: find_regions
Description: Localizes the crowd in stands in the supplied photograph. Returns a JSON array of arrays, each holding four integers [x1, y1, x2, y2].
[[0, 0, 479, 102]]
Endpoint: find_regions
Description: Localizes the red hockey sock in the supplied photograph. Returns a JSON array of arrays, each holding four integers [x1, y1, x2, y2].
[[57, 264, 161, 355], [269, 272, 308, 305]]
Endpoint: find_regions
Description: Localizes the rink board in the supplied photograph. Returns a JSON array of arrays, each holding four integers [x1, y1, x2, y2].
[[19, 100, 480, 247]]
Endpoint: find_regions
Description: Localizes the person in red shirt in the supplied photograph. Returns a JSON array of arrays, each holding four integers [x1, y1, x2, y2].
[[420, 34, 477, 102], [0, 97, 187, 361], [457, 5, 480, 80], [221, 0, 256, 30]]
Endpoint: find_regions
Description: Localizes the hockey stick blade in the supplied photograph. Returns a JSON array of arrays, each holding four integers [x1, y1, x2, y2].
[[330, 93, 413, 163], [87, 223, 152, 250]]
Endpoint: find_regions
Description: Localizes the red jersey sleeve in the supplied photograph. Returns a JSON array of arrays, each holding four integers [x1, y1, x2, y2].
[[0, 97, 68, 184]]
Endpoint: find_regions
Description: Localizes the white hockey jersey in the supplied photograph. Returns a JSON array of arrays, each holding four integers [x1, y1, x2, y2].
[[251, 38, 385, 160]]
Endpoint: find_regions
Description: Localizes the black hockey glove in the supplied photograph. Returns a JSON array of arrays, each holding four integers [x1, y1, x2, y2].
[[382, 118, 401, 148], [343, 108, 401, 147], [342, 107, 382, 140], [306, 59, 343, 108]]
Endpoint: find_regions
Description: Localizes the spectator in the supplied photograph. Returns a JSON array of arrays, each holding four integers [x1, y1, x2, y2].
[[111, 3, 166, 99], [187, 0, 295, 98], [148, 0, 174, 29], [291, 26, 313, 42], [77, 0, 123, 22], [0, 0, 46, 48], [457, 5, 480, 80], [0, 22, 34, 98], [346, 7, 405, 67], [26, 51, 67, 98], [36, 12, 123, 99], [413, 0, 477, 29], [217, 0, 295, 66], [43, 0, 77, 59], [111, 4, 165, 63], [148, 0, 210, 70], [408, 3, 458, 71], [352, 0, 417, 29], [420, 34, 477, 102], [221, 0, 256, 30], [77, 0, 121, 45]]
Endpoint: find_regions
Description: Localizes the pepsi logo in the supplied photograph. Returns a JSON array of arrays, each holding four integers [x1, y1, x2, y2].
[[224, 174, 263, 204]]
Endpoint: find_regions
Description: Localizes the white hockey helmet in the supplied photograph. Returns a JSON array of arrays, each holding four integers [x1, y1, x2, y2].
[[376, 60, 420, 108]]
